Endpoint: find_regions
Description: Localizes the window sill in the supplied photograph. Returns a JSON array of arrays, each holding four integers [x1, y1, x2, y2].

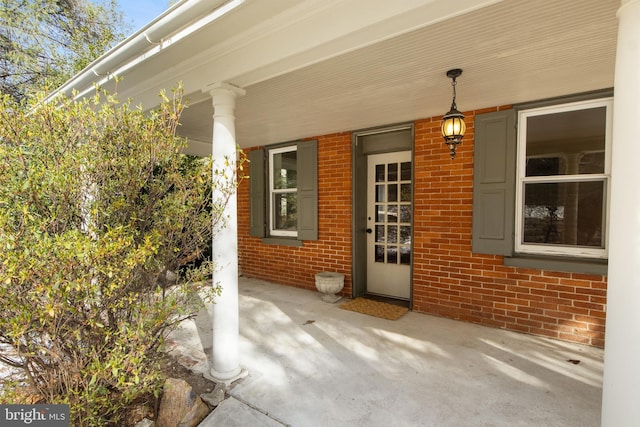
[[261, 237, 303, 247], [504, 255, 607, 276]]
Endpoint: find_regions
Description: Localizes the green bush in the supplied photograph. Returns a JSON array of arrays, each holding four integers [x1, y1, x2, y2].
[[0, 88, 243, 425]]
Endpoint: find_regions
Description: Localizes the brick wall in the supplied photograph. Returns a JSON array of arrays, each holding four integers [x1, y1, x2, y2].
[[412, 109, 607, 348], [238, 132, 353, 294], [237, 109, 607, 347]]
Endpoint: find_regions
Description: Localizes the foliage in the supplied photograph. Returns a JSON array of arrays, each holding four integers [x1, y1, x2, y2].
[[0, 0, 128, 102], [0, 88, 246, 425]]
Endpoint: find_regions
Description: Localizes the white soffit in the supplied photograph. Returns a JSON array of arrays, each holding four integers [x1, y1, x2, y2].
[[119, 0, 503, 110], [174, 0, 619, 149]]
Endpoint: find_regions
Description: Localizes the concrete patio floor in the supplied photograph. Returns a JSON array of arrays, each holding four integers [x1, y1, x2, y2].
[[167, 276, 604, 427]]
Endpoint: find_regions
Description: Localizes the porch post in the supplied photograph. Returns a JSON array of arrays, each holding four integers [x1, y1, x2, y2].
[[602, 0, 640, 425], [207, 82, 247, 384]]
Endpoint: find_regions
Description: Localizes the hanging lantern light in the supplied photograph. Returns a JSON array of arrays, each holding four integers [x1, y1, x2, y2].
[[441, 68, 466, 159]]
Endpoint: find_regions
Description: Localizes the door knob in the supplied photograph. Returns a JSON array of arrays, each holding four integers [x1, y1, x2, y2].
[[366, 228, 373, 234]]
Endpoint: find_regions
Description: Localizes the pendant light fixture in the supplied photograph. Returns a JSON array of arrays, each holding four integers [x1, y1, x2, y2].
[[441, 68, 466, 159]]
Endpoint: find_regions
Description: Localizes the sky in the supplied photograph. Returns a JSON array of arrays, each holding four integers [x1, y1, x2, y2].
[[116, 0, 172, 36]]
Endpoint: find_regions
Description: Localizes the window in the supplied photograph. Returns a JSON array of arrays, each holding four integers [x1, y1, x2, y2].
[[249, 140, 318, 242], [472, 93, 612, 273], [269, 146, 297, 236], [515, 99, 612, 258]]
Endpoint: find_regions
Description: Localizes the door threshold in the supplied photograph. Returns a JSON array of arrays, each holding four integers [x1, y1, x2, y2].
[[362, 293, 410, 308]]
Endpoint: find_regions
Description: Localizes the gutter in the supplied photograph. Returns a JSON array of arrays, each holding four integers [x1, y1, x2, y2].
[[43, 0, 243, 103]]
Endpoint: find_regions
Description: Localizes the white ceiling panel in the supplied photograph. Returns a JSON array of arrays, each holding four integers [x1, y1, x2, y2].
[[175, 0, 618, 150]]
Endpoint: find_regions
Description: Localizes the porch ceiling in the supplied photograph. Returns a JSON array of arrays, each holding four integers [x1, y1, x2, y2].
[[137, 0, 620, 152]]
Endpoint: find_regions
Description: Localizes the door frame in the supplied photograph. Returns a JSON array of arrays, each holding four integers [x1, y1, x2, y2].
[[352, 123, 414, 307]]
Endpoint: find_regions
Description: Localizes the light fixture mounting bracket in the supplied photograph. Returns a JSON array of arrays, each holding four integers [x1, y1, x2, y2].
[[446, 69, 463, 79]]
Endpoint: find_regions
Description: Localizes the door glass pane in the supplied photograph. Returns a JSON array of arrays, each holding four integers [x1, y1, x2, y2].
[[375, 204, 385, 222], [387, 184, 398, 202], [375, 245, 385, 263], [388, 225, 397, 243], [526, 107, 606, 176], [387, 247, 398, 264], [523, 180, 605, 247], [388, 163, 398, 181], [376, 184, 385, 202], [272, 150, 297, 189], [376, 164, 385, 182], [400, 183, 411, 202], [375, 225, 385, 243], [400, 246, 411, 265], [387, 205, 398, 222], [401, 162, 411, 181], [400, 226, 411, 244], [400, 205, 411, 223]]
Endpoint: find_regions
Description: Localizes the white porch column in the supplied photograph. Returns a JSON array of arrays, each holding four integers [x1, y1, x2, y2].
[[207, 82, 247, 384], [602, 1, 640, 425]]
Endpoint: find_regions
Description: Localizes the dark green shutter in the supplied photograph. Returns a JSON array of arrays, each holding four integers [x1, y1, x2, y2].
[[249, 148, 265, 237], [472, 109, 517, 255], [297, 140, 318, 240]]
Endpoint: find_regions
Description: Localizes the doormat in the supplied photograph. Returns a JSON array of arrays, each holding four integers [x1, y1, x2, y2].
[[339, 298, 409, 320]]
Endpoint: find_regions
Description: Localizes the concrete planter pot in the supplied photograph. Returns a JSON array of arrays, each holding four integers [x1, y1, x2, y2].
[[315, 272, 345, 303]]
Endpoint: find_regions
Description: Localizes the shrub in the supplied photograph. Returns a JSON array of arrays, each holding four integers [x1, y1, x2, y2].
[[0, 88, 244, 425]]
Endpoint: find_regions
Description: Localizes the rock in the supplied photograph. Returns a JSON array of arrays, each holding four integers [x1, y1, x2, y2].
[[200, 383, 226, 407], [165, 270, 178, 283], [177, 398, 210, 427], [134, 419, 155, 427], [156, 378, 210, 427]]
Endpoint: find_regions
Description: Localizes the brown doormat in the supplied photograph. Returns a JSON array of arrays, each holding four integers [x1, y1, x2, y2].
[[339, 298, 409, 320]]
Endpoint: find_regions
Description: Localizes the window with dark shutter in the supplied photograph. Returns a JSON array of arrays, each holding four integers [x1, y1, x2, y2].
[[249, 140, 318, 241], [515, 98, 611, 259]]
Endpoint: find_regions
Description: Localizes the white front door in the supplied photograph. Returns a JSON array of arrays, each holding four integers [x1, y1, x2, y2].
[[366, 151, 411, 299]]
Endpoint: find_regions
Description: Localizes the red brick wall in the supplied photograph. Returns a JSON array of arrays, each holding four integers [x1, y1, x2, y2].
[[238, 132, 353, 294], [237, 109, 608, 347], [412, 108, 607, 348]]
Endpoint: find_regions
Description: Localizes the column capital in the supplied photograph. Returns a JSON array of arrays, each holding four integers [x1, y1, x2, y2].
[[204, 82, 246, 118], [204, 81, 246, 99]]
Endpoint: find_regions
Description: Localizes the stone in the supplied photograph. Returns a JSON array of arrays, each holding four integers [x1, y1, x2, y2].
[[200, 383, 226, 407], [134, 419, 155, 427], [177, 398, 210, 427], [165, 270, 178, 282], [156, 378, 210, 427]]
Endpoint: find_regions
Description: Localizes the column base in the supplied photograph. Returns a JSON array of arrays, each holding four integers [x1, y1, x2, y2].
[[206, 366, 248, 386]]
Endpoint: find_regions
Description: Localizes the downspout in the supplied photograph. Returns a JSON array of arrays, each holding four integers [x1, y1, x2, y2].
[[43, 0, 244, 103]]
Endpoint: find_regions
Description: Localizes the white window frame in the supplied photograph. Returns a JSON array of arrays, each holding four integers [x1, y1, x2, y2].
[[268, 146, 297, 237], [515, 98, 613, 259]]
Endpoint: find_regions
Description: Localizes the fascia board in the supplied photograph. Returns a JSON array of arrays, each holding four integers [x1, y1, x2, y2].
[[43, 0, 229, 104]]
